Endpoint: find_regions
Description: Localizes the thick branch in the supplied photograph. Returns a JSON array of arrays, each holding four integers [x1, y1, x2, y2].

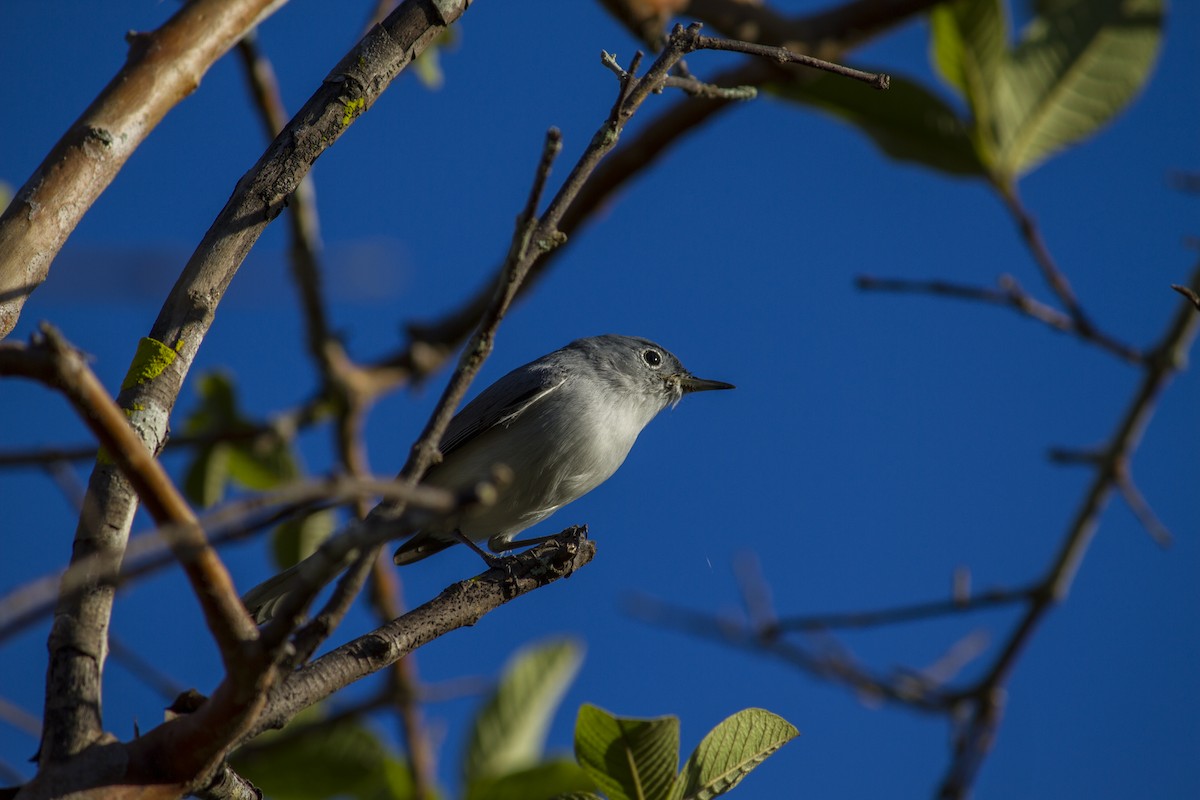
[[33, 0, 472, 775], [0, 0, 288, 339], [246, 530, 594, 739], [0, 325, 258, 766]]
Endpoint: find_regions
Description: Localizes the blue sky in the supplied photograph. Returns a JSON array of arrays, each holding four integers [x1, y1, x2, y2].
[[1, 1, 1197, 798]]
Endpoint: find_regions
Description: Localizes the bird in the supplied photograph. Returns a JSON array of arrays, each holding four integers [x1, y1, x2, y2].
[[242, 334, 732, 621]]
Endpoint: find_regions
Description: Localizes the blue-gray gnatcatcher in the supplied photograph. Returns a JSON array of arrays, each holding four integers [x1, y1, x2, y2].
[[243, 334, 731, 620]]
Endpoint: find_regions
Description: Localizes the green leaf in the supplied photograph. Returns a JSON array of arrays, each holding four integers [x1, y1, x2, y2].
[[929, 0, 1163, 182], [233, 714, 414, 800], [271, 508, 337, 569], [224, 436, 298, 490], [413, 27, 456, 89], [574, 704, 679, 800], [185, 371, 241, 433], [768, 72, 985, 177], [930, 0, 1007, 102], [182, 442, 230, 507], [993, 0, 1163, 177], [466, 760, 595, 800], [671, 709, 799, 800], [180, 369, 299, 505], [463, 638, 584, 782]]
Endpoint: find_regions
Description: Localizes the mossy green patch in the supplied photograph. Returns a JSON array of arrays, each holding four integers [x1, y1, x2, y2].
[[120, 337, 183, 392], [341, 97, 366, 127]]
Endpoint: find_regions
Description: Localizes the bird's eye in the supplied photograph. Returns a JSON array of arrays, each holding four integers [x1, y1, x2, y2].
[[642, 349, 663, 367]]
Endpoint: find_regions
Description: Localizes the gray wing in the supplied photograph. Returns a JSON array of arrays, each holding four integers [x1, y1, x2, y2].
[[439, 361, 567, 458]]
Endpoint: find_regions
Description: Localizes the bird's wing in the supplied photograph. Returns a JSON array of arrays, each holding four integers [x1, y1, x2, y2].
[[439, 364, 567, 458]]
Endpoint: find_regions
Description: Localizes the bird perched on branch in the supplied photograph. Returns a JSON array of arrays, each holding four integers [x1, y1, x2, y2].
[[243, 334, 732, 622]]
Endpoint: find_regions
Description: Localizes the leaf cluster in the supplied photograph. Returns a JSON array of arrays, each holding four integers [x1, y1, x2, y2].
[[773, 0, 1162, 186], [234, 639, 796, 800]]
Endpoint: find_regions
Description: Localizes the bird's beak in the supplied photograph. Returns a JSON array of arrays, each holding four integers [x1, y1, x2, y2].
[[679, 374, 735, 394]]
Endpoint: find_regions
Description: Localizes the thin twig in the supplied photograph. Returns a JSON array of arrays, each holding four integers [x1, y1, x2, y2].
[[626, 593, 953, 711], [1171, 283, 1200, 310], [996, 183, 1099, 342], [935, 264, 1200, 798], [855, 274, 1144, 364], [0, 418, 306, 469], [0, 695, 41, 738], [0, 476, 456, 643], [692, 32, 889, 89], [771, 585, 1036, 633], [1115, 470, 1173, 548], [663, 75, 758, 100], [108, 636, 190, 703]]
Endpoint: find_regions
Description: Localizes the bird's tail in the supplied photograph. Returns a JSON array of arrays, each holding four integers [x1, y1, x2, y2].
[[241, 560, 307, 624], [392, 531, 456, 566]]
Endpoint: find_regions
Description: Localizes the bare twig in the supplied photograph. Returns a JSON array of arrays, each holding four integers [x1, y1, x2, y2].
[[934, 264, 1200, 798], [0, 695, 41, 738], [996, 183, 1098, 344], [643, 259, 1199, 797], [1171, 283, 1200, 310], [663, 75, 758, 100], [691, 32, 889, 88], [0, 476, 455, 643], [0, 417, 307, 470], [771, 584, 1037, 633], [109, 637, 189, 702], [855, 274, 1144, 364], [1115, 469, 1173, 548], [626, 593, 953, 711]]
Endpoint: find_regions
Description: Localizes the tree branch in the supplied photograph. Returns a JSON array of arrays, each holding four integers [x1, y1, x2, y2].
[[855, 273, 1145, 363], [0, 324, 259, 764], [245, 529, 594, 740], [28, 0, 472, 776], [0, 0, 288, 339]]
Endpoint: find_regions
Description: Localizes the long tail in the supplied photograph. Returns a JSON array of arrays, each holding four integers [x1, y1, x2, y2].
[[392, 531, 456, 566], [245, 534, 458, 623], [241, 561, 307, 624]]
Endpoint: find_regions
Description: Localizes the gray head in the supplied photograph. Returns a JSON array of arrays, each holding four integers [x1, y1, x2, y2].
[[560, 334, 734, 411]]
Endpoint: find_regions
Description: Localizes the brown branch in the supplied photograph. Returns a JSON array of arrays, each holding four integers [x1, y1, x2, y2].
[[691, 32, 889, 88], [1171, 283, 1200, 310], [855, 274, 1145, 363], [996, 182, 1106, 347], [367, 556, 438, 800], [638, 256, 1199, 797], [0, 324, 258, 764], [0, 476, 456, 644], [934, 263, 1200, 798], [1114, 461, 1173, 548], [22, 0, 473, 784], [626, 592, 953, 712], [0, 0, 288, 339], [192, 762, 262, 800], [355, 0, 939, 406], [770, 584, 1037, 634], [245, 530, 595, 740], [0, 418, 308, 470]]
